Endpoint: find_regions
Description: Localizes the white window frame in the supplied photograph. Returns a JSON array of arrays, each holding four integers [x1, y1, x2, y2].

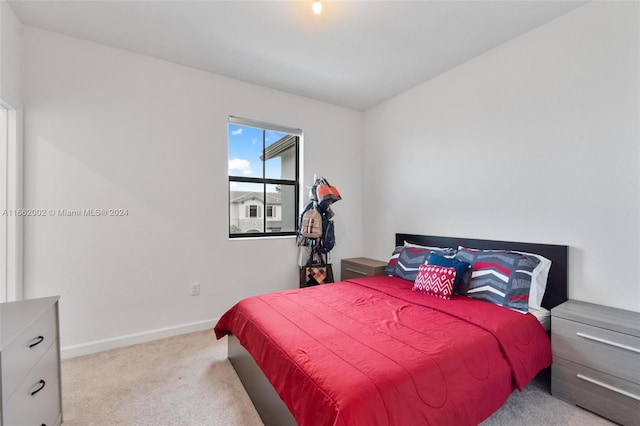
[[1, 100, 23, 302]]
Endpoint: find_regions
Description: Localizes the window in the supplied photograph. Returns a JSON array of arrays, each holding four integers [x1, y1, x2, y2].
[[247, 205, 260, 218], [228, 116, 300, 237]]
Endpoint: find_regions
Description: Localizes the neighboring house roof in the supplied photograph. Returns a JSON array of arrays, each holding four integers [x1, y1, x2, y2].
[[260, 134, 296, 161], [229, 191, 281, 204]]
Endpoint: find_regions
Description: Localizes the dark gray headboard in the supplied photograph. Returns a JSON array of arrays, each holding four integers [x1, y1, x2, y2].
[[396, 233, 569, 310]]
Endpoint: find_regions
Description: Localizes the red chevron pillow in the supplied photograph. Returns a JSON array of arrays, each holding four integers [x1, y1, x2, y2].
[[413, 264, 456, 300]]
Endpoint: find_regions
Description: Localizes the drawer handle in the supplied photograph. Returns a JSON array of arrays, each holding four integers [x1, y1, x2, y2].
[[31, 379, 46, 396], [345, 268, 368, 276], [577, 374, 640, 401], [576, 332, 640, 354], [29, 335, 45, 348]]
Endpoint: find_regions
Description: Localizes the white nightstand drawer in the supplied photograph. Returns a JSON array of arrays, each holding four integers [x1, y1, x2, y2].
[[552, 316, 640, 383], [552, 357, 640, 425], [4, 341, 61, 426], [1, 303, 57, 404]]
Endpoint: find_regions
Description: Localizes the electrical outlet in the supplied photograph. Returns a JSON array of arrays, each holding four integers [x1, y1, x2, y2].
[[191, 283, 200, 296]]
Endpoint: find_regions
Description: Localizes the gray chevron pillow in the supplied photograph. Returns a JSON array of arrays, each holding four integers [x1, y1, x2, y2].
[[393, 246, 455, 282], [455, 247, 540, 312]]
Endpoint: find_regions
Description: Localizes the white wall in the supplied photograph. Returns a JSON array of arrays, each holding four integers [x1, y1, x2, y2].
[[0, 0, 23, 302], [22, 27, 364, 355], [0, 0, 21, 106], [363, 2, 640, 312]]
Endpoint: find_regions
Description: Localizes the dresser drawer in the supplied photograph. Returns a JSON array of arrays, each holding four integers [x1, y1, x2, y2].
[[552, 357, 640, 425], [552, 316, 640, 383], [4, 341, 61, 426], [341, 258, 387, 280], [1, 303, 58, 403]]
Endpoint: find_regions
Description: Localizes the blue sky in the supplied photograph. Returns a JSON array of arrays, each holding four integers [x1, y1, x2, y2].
[[228, 124, 286, 186]]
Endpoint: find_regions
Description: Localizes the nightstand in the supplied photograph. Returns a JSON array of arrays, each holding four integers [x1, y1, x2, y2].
[[1, 296, 63, 426], [341, 257, 387, 280], [551, 300, 640, 425]]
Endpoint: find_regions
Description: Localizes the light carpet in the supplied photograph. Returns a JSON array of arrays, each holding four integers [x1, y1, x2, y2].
[[61, 330, 613, 426]]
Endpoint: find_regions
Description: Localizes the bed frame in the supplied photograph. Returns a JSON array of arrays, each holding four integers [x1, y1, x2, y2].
[[228, 233, 569, 426]]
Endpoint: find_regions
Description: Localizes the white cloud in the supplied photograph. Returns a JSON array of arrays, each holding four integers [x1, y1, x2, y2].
[[251, 137, 258, 145], [231, 128, 243, 136], [228, 158, 252, 175]]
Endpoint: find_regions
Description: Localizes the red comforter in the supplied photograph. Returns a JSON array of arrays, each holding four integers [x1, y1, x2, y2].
[[214, 276, 551, 426]]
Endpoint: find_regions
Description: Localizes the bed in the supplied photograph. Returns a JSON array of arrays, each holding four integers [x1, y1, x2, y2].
[[214, 234, 569, 426]]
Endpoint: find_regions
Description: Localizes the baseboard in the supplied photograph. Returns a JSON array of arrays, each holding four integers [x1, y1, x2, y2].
[[60, 318, 218, 359]]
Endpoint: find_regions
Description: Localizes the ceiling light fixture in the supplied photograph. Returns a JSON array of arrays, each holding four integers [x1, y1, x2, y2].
[[312, 1, 323, 15]]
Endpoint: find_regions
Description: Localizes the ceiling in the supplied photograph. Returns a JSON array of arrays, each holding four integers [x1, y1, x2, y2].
[[8, 0, 586, 111]]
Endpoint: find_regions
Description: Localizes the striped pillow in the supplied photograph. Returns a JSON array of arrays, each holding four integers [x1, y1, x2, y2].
[[393, 246, 455, 281], [384, 246, 404, 275], [455, 247, 540, 312]]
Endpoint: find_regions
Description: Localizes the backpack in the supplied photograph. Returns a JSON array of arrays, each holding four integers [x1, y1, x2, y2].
[[318, 214, 335, 254], [301, 208, 322, 239]]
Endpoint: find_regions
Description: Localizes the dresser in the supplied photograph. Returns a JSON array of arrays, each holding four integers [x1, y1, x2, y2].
[[551, 300, 640, 425], [0, 297, 62, 426], [341, 257, 387, 280]]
